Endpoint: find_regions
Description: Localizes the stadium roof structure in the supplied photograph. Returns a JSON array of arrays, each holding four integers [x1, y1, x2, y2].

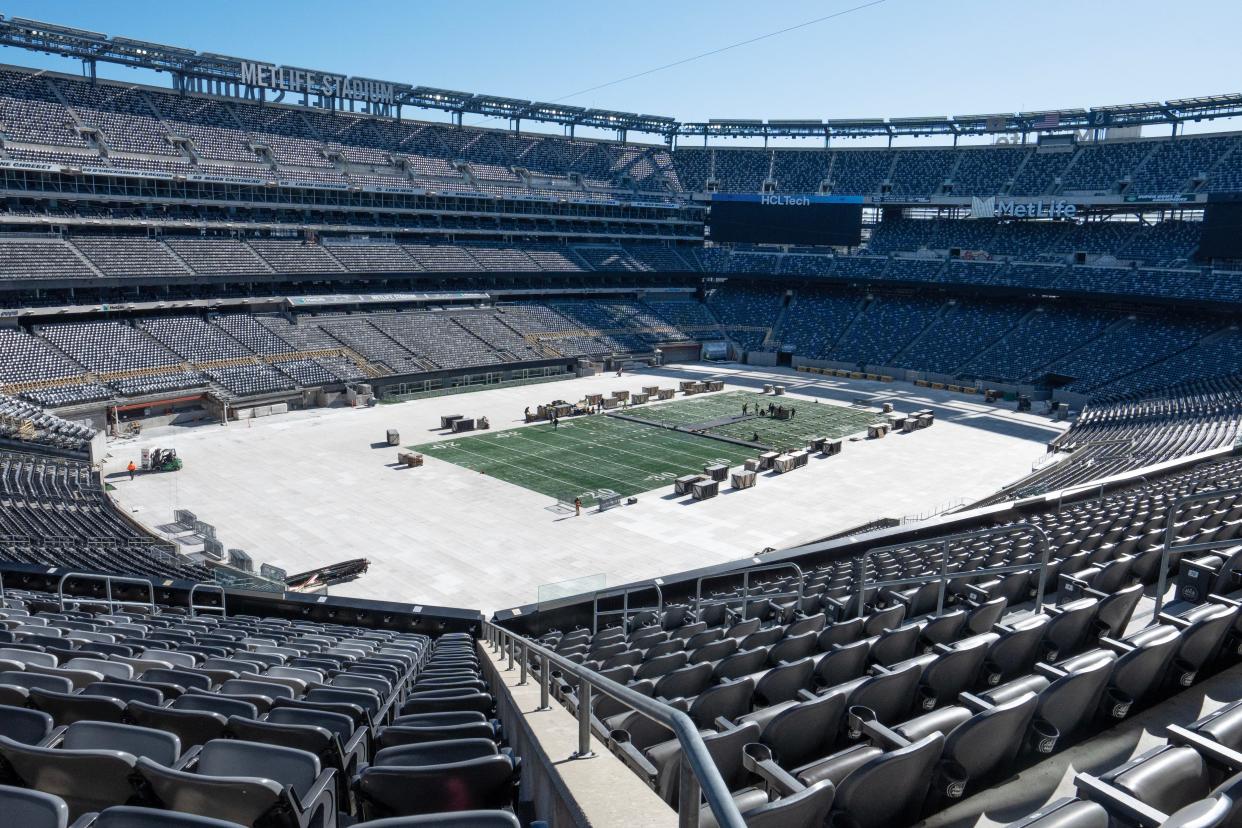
[[2, 15, 1242, 142], [678, 97, 1242, 142], [0, 16, 678, 138]]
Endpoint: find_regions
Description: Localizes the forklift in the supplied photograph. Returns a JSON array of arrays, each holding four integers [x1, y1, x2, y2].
[[142, 447, 183, 473]]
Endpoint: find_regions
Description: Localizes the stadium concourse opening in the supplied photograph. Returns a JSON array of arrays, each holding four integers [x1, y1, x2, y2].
[[412, 390, 884, 505]]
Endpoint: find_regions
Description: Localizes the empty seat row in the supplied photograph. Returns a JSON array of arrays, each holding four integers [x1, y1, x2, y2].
[[0, 587, 536, 827]]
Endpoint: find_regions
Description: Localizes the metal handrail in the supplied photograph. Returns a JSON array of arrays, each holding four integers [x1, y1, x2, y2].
[[483, 621, 745, 828], [694, 561, 804, 620], [591, 582, 663, 635], [1152, 485, 1242, 619], [854, 524, 1053, 618], [57, 571, 156, 614], [189, 583, 227, 618]]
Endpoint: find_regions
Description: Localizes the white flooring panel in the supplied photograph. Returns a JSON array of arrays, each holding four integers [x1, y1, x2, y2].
[[101, 364, 1067, 613]]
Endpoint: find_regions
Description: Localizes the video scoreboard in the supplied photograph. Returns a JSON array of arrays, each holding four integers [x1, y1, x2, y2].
[[708, 194, 864, 246]]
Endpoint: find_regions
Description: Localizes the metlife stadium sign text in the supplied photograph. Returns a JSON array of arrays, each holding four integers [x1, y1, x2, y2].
[[241, 62, 395, 106], [970, 196, 1078, 219]]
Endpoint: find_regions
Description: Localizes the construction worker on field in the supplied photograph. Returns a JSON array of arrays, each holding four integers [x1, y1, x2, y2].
[[127, 460, 137, 481]]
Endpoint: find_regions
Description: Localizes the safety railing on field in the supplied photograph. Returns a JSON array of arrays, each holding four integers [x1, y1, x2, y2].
[[483, 620, 745, 828]]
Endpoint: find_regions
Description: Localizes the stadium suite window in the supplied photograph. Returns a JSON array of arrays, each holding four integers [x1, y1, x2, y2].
[[514, 366, 565, 379], [451, 372, 499, 388], [392, 379, 441, 396]]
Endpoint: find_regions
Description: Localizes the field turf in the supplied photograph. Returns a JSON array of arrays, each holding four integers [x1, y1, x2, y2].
[[411, 391, 882, 505], [412, 415, 753, 505], [628, 390, 881, 450]]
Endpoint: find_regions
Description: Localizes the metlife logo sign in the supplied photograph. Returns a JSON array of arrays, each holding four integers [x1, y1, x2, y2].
[[970, 196, 1078, 219], [970, 197, 998, 219]]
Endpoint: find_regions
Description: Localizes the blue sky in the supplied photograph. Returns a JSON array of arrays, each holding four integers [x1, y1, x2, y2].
[[3, 0, 1240, 139]]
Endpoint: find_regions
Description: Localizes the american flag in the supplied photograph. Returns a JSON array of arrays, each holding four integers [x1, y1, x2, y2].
[[1034, 113, 1061, 129]]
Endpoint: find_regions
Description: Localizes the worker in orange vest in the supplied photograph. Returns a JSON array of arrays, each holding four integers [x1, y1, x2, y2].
[[127, 461, 137, 481]]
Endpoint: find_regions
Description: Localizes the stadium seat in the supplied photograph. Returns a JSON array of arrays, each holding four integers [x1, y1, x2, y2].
[[795, 726, 945, 828], [0, 783, 69, 828], [136, 738, 337, 828], [127, 701, 229, 750], [355, 753, 517, 819], [0, 703, 54, 745], [745, 688, 851, 768], [0, 720, 180, 819], [981, 650, 1116, 752], [352, 813, 522, 827], [894, 691, 1038, 801], [90, 806, 249, 827], [1003, 797, 1110, 827]]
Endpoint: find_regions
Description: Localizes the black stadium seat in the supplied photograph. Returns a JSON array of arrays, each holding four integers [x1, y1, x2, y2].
[[29, 687, 127, 725], [136, 738, 337, 828], [797, 730, 945, 828], [0, 703, 54, 745], [0, 783, 69, 828], [352, 813, 523, 827], [0, 720, 180, 819], [355, 753, 517, 819], [894, 691, 1039, 802], [1004, 797, 1110, 828], [127, 701, 229, 751], [747, 688, 850, 769], [92, 805, 250, 827]]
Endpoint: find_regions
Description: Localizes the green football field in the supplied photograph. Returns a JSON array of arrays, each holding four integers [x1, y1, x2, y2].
[[628, 390, 882, 450], [413, 416, 754, 505], [411, 391, 883, 506]]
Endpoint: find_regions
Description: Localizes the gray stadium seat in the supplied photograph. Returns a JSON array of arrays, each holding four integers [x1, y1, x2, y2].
[[0, 783, 68, 828]]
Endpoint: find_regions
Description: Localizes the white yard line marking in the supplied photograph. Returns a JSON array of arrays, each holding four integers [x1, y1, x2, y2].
[[439, 431, 641, 492], [554, 419, 742, 466]]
